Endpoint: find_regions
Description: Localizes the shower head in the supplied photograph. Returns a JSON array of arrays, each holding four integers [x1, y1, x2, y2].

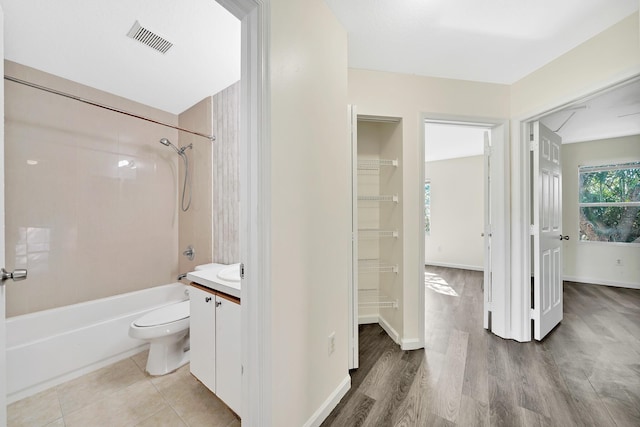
[[158, 137, 193, 156]]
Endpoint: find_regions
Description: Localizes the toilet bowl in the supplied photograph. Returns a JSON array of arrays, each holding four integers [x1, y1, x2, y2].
[[129, 300, 190, 376]]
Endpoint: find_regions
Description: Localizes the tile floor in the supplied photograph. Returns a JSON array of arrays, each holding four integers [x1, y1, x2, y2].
[[8, 350, 240, 427]]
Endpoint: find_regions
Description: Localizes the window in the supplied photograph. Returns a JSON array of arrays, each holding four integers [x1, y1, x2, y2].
[[578, 162, 640, 243], [424, 180, 431, 235]]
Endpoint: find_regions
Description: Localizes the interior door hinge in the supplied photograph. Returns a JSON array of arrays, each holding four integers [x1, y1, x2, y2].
[[529, 308, 537, 320], [529, 140, 537, 151], [529, 224, 536, 235], [240, 263, 245, 279]]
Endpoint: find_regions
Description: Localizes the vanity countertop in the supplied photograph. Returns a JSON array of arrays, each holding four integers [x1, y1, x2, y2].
[[187, 263, 241, 299]]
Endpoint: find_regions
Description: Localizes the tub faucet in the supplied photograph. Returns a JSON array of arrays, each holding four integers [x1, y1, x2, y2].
[[177, 273, 188, 281]]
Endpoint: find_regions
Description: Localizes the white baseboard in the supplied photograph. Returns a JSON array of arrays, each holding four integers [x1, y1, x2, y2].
[[378, 315, 400, 345], [303, 375, 351, 427], [401, 338, 422, 351], [358, 314, 379, 325], [564, 275, 640, 290], [425, 262, 483, 272]]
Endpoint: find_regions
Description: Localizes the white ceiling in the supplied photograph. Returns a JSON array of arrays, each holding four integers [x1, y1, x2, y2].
[[539, 78, 640, 144], [1, 0, 638, 132], [324, 0, 638, 84], [0, 0, 241, 115]]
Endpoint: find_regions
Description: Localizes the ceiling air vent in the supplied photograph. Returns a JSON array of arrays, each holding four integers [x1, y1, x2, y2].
[[126, 20, 173, 54]]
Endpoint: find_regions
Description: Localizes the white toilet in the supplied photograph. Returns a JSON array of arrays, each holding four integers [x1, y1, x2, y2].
[[129, 300, 190, 376], [129, 263, 215, 376]]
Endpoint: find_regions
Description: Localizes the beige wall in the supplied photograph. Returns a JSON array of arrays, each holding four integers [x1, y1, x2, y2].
[[562, 136, 640, 288], [4, 61, 180, 316], [425, 155, 484, 270], [511, 13, 640, 118], [270, 0, 349, 424], [348, 69, 510, 343]]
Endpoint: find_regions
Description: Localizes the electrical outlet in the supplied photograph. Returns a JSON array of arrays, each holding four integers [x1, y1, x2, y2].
[[615, 258, 623, 267], [328, 332, 336, 355]]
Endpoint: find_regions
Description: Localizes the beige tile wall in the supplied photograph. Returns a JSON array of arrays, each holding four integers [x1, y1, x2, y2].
[[211, 81, 240, 265], [177, 98, 213, 274], [177, 81, 240, 274], [4, 61, 180, 316]]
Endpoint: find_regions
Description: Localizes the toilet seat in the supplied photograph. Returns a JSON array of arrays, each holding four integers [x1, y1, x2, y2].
[[134, 300, 189, 327]]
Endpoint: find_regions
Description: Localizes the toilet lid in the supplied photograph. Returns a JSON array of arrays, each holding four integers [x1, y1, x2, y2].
[[134, 300, 190, 327]]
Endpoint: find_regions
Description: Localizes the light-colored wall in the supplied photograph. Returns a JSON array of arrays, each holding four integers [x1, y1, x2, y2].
[[511, 13, 640, 118], [4, 61, 179, 316], [562, 135, 640, 288], [348, 69, 510, 343], [270, 0, 349, 425], [425, 155, 484, 270]]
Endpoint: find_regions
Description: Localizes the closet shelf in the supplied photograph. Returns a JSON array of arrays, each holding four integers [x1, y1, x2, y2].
[[358, 290, 398, 309], [358, 260, 399, 274], [358, 194, 398, 203], [358, 229, 398, 239], [357, 158, 398, 170]]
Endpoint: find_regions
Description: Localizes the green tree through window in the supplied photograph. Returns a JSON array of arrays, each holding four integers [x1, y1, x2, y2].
[[579, 162, 640, 243]]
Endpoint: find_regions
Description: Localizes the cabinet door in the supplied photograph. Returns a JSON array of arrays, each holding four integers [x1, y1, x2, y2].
[[189, 286, 216, 392], [215, 296, 241, 415]]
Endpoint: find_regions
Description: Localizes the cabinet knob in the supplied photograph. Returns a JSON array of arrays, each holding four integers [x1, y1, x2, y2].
[[216, 301, 222, 307], [205, 296, 212, 303]]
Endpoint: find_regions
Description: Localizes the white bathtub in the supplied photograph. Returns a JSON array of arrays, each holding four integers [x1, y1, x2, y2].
[[6, 283, 189, 403]]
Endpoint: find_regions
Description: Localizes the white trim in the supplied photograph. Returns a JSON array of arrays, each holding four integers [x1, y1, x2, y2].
[[379, 315, 400, 345], [510, 72, 640, 343], [421, 115, 510, 344], [564, 276, 640, 290], [424, 262, 484, 272], [358, 314, 379, 325], [418, 115, 427, 351], [302, 376, 351, 427], [220, 0, 271, 424], [401, 338, 422, 350]]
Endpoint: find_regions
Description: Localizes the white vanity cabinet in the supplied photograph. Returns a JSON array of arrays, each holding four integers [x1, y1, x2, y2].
[[189, 284, 241, 415]]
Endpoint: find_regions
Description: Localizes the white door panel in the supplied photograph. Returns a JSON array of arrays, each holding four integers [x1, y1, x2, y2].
[[1, 8, 7, 425], [483, 131, 491, 329], [532, 122, 563, 340], [348, 105, 359, 370]]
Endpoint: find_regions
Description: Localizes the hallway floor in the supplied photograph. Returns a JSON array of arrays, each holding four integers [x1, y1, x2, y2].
[[322, 266, 640, 426], [8, 351, 240, 427]]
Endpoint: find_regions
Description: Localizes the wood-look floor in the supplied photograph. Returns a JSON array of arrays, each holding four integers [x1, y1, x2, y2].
[[322, 266, 640, 427]]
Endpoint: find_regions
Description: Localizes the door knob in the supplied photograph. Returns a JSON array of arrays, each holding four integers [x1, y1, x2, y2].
[[559, 235, 570, 240], [1, 268, 28, 283]]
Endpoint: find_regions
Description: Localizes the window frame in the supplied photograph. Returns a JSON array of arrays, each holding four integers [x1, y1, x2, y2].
[[577, 161, 640, 246]]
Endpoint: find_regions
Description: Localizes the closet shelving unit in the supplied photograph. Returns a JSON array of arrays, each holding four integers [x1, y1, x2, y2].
[[355, 141, 402, 324]]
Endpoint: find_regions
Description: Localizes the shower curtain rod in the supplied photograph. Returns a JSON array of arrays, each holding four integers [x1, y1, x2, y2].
[[4, 75, 216, 142]]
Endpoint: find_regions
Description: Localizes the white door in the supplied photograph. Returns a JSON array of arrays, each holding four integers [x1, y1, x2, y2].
[[348, 105, 359, 370], [215, 296, 242, 415], [482, 131, 491, 330], [0, 8, 7, 425], [532, 121, 564, 340], [189, 286, 216, 391]]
